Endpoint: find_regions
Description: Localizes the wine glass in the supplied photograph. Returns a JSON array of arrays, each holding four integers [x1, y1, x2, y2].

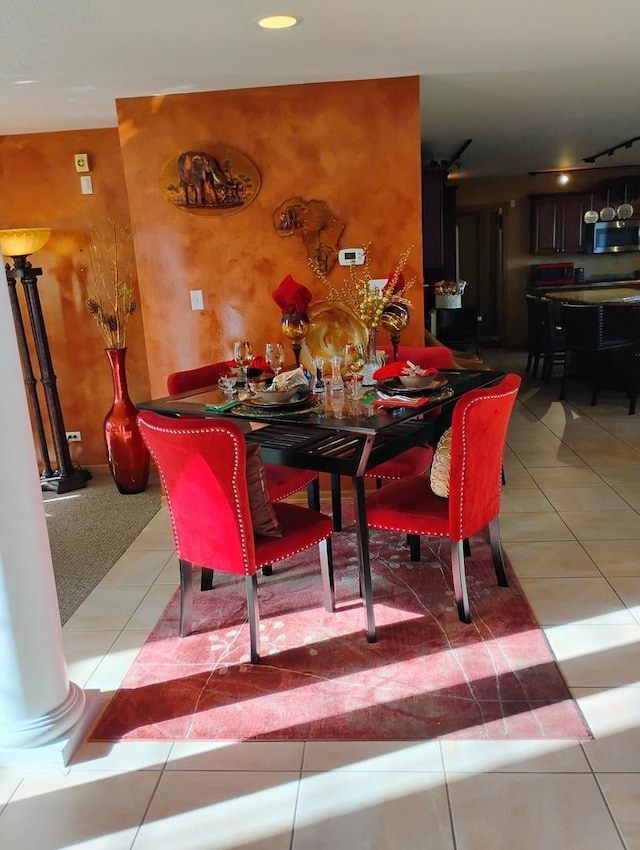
[[265, 342, 285, 376], [344, 342, 365, 399], [280, 312, 310, 368], [217, 374, 236, 397], [233, 340, 253, 386]]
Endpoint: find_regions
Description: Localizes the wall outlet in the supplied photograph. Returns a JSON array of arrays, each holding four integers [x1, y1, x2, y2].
[[66, 431, 82, 442]]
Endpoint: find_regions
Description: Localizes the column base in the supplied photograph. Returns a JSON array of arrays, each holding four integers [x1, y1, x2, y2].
[[41, 467, 92, 494], [0, 689, 102, 768]]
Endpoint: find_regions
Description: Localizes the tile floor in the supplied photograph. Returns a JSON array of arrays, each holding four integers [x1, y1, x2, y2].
[[1, 355, 640, 849]]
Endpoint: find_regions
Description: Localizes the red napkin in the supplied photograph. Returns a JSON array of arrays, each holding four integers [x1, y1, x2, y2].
[[248, 355, 272, 373], [373, 362, 438, 382], [372, 396, 430, 409], [272, 274, 313, 314], [382, 270, 405, 297], [225, 356, 273, 373]]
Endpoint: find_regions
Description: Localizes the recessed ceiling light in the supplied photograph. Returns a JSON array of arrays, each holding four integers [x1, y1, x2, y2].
[[558, 173, 570, 185], [258, 15, 299, 29]]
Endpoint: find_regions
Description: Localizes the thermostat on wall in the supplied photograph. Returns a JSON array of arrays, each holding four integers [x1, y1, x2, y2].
[[338, 248, 365, 266]]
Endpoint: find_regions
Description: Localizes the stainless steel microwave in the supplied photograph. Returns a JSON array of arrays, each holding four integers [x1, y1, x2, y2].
[[591, 218, 640, 254]]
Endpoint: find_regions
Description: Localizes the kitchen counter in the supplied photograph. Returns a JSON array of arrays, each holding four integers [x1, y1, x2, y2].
[[544, 285, 640, 305], [531, 279, 640, 296]]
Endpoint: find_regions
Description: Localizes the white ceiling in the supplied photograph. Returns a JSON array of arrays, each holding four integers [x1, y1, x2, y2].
[[3, 0, 640, 180]]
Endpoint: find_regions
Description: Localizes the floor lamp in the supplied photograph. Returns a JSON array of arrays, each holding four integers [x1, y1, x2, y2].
[[1, 228, 90, 493]]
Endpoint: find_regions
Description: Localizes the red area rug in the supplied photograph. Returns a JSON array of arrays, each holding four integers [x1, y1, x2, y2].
[[91, 526, 591, 742]]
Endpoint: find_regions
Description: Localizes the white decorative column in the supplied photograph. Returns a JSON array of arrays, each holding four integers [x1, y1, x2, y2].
[[0, 266, 96, 764]]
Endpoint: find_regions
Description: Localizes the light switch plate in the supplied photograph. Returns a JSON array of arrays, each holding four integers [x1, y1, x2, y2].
[[190, 290, 204, 310], [80, 175, 93, 194]]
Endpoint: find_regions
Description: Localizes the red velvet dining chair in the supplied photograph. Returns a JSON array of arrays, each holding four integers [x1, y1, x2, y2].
[[166, 362, 321, 586], [365, 373, 521, 624], [379, 344, 455, 371], [166, 361, 230, 395], [137, 412, 335, 663], [363, 344, 455, 487]]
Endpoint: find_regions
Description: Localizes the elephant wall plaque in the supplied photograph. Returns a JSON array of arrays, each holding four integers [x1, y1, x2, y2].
[[159, 142, 261, 216]]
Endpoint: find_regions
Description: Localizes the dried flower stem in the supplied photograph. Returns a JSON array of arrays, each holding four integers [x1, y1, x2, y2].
[[84, 219, 137, 349]]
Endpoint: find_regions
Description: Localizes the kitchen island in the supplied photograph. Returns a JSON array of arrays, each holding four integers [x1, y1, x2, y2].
[[543, 284, 640, 305], [531, 272, 640, 303]]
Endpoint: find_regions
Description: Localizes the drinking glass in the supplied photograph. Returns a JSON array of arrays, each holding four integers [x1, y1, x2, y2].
[[218, 374, 236, 396], [344, 342, 366, 398], [233, 340, 252, 386], [265, 342, 285, 375]]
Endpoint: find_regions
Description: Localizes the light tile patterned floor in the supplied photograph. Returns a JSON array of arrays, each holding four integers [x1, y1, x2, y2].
[[1, 354, 639, 849]]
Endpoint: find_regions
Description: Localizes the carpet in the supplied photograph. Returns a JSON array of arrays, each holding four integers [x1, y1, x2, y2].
[[44, 471, 162, 624], [91, 526, 591, 742]]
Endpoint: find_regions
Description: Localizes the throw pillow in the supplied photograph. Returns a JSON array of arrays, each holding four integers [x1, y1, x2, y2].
[[246, 444, 282, 537], [430, 427, 452, 498]]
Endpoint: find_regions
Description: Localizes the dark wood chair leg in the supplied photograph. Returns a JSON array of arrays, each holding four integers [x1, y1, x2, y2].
[[200, 568, 214, 591], [307, 477, 321, 510], [245, 574, 260, 663], [451, 540, 471, 624], [331, 473, 342, 532], [488, 516, 508, 587], [179, 559, 193, 637], [463, 538, 471, 557], [408, 533, 420, 561]]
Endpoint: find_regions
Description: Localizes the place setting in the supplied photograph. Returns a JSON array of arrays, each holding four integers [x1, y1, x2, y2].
[[370, 359, 454, 408], [209, 339, 323, 417]]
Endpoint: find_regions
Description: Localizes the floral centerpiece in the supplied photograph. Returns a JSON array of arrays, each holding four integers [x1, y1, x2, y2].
[[309, 244, 415, 334]]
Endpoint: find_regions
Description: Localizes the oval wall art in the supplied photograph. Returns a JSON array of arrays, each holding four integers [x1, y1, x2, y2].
[[159, 143, 261, 217]]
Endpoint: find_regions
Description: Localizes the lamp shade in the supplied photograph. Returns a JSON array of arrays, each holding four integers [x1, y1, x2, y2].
[[0, 228, 51, 258]]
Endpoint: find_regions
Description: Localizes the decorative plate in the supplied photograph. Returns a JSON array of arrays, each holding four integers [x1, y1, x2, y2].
[[242, 393, 311, 410], [376, 376, 449, 396], [299, 300, 369, 373]]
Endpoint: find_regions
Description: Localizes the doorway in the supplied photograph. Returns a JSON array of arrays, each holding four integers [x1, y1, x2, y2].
[[456, 207, 503, 344]]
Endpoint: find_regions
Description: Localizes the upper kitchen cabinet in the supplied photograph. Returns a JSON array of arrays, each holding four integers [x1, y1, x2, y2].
[[530, 193, 596, 255], [422, 166, 457, 282]]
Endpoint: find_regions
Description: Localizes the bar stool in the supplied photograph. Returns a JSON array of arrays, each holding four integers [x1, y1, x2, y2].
[[559, 303, 636, 413]]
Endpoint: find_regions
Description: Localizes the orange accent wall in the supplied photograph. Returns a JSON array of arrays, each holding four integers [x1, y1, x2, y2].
[[0, 128, 149, 469], [116, 77, 424, 396], [0, 77, 422, 467]]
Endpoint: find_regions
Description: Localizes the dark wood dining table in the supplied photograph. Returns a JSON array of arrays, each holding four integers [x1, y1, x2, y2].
[[137, 368, 506, 642]]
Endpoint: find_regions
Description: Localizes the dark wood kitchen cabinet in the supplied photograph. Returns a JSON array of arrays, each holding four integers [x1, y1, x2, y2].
[[530, 193, 595, 255], [422, 166, 457, 281]]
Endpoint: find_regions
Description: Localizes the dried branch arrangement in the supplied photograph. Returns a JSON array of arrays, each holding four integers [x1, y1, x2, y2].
[[309, 244, 414, 330], [84, 219, 137, 349]]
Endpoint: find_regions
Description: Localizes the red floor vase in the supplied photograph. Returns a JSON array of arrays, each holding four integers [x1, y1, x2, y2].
[[103, 347, 150, 494]]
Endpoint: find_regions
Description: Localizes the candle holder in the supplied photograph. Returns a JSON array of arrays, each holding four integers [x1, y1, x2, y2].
[[280, 311, 310, 368], [381, 303, 410, 362]]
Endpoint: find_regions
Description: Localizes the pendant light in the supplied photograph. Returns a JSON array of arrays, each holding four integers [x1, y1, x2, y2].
[[600, 190, 616, 222], [584, 194, 599, 224], [617, 185, 634, 220]]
